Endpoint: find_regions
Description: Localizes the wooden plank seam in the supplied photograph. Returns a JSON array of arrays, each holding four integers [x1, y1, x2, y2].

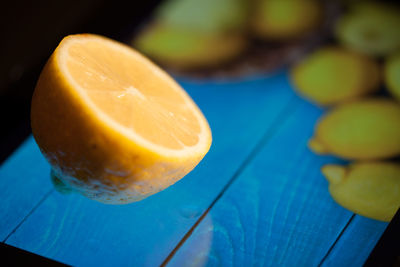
[[317, 214, 355, 267], [161, 96, 300, 266], [2, 189, 55, 243]]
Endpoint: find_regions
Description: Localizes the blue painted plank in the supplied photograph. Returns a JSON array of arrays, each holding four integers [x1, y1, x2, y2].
[[168, 100, 378, 267], [4, 73, 296, 266], [321, 216, 388, 267], [0, 137, 53, 241]]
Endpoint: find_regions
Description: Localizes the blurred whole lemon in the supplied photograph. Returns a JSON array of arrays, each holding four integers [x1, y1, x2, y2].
[[322, 162, 400, 222], [134, 24, 246, 69], [309, 98, 400, 160], [251, 0, 322, 40], [155, 0, 248, 34], [384, 52, 400, 101], [291, 47, 380, 106], [133, 0, 247, 69], [336, 2, 400, 56]]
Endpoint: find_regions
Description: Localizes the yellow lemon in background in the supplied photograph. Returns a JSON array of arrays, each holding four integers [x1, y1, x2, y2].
[[309, 98, 400, 160], [31, 34, 212, 204], [291, 47, 380, 106], [132, 0, 248, 69], [155, 0, 248, 34], [251, 0, 322, 40], [384, 52, 400, 101], [133, 24, 246, 69], [322, 162, 400, 222], [336, 2, 400, 56]]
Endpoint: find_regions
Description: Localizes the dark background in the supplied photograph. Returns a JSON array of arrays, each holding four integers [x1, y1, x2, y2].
[[0, 0, 161, 163]]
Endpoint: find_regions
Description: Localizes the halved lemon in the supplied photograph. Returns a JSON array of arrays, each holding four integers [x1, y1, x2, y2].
[[31, 34, 212, 204]]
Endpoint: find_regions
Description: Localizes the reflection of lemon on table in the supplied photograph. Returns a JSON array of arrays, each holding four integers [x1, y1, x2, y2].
[[322, 162, 400, 222], [31, 34, 212, 204]]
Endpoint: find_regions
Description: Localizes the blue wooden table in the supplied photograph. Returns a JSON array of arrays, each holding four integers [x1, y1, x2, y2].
[[0, 71, 388, 266]]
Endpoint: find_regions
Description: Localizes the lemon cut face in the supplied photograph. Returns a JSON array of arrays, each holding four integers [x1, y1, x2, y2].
[[63, 36, 209, 154], [31, 34, 212, 204]]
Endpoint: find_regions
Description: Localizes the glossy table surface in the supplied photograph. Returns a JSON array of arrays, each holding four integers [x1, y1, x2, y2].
[[0, 71, 388, 266]]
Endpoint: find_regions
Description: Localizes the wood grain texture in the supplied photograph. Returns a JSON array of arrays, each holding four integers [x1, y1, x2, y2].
[[0, 137, 53, 241], [320, 216, 388, 267], [4, 73, 296, 266], [168, 100, 385, 267]]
